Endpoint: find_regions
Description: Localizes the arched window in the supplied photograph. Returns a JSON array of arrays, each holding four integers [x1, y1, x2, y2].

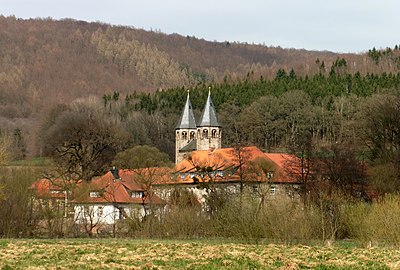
[[182, 131, 187, 140], [190, 131, 195, 140], [211, 129, 217, 138], [176, 131, 180, 139], [202, 129, 208, 139]]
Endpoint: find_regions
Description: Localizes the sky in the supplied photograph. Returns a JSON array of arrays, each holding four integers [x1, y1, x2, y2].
[[1, 0, 399, 53]]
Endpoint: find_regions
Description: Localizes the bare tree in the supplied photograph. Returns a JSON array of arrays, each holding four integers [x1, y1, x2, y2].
[[74, 204, 108, 237], [42, 107, 128, 182], [361, 94, 400, 192], [231, 145, 252, 193]]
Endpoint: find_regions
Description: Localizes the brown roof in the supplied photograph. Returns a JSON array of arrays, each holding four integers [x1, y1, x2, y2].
[[32, 146, 302, 200], [264, 153, 302, 183], [156, 146, 302, 185], [30, 178, 71, 198], [32, 170, 165, 205], [175, 146, 265, 171], [73, 170, 165, 205]]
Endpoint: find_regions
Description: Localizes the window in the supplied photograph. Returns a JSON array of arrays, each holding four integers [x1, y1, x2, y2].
[[211, 129, 217, 138], [267, 172, 274, 179], [189, 172, 196, 178], [97, 206, 103, 216], [270, 186, 276, 195], [182, 131, 187, 140], [89, 191, 100, 198], [131, 191, 144, 198], [251, 184, 259, 193], [217, 170, 224, 177], [190, 131, 195, 140], [202, 129, 208, 139]]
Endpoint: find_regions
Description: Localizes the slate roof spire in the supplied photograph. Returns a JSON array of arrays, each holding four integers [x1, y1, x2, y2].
[[176, 90, 197, 129], [199, 87, 220, 127]]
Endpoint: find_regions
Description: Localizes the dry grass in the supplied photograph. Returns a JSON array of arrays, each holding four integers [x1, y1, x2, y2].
[[0, 239, 399, 269]]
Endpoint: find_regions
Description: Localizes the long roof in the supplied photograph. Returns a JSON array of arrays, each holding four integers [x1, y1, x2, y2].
[[31, 147, 302, 197], [176, 91, 197, 129], [198, 90, 220, 127], [155, 146, 302, 185]]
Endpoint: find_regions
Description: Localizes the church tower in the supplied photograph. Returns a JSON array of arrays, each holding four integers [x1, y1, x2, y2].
[[175, 91, 197, 164], [196, 88, 222, 151]]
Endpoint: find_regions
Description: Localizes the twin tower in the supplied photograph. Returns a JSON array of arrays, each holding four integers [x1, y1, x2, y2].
[[175, 89, 222, 164]]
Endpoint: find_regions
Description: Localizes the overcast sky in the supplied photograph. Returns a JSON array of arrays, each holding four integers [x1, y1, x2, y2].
[[2, 0, 399, 53]]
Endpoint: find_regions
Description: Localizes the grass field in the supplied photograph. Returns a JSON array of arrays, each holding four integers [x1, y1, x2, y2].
[[0, 239, 399, 269]]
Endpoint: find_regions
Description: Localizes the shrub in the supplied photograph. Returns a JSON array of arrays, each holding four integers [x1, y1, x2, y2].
[[365, 195, 400, 245], [342, 194, 400, 246]]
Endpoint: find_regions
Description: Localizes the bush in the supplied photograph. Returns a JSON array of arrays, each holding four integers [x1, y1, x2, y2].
[[341, 202, 371, 243], [161, 206, 208, 238], [211, 194, 265, 240], [262, 197, 319, 243], [365, 195, 400, 245], [208, 192, 319, 243], [0, 167, 42, 237], [342, 194, 400, 246]]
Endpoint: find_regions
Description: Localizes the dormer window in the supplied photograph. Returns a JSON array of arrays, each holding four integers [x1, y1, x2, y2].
[[267, 172, 274, 179], [89, 191, 100, 198], [131, 191, 144, 198]]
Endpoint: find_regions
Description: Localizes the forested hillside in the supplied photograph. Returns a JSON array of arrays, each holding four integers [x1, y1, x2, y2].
[[0, 15, 400, 166]]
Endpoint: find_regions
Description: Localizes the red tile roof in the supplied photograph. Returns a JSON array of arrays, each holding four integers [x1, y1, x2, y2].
[[155, 146, 302, 185], [30, 178, 71, 198], [264, 153, 303, 183], [74, 170, 165, 205], [32, 170, 165, 205], [32, 146, 302, 200]]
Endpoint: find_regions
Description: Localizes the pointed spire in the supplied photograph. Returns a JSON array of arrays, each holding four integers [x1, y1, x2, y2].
[[199, 87, 220, 127], [176, 90, 197, 129]]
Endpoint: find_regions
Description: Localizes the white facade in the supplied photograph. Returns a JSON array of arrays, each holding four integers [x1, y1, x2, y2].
[[74, 204, 147, 225]]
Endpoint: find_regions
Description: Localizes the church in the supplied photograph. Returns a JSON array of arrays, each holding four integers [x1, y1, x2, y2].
[[152, 89, 302, 197], [175, 89, 222, 164]]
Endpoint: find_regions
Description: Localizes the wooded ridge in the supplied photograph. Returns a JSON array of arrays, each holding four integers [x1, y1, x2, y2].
[[0, 15, 399, 164]]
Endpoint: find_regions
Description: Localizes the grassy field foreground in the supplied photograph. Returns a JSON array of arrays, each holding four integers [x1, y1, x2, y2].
[[0, 239, 399, 269]]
